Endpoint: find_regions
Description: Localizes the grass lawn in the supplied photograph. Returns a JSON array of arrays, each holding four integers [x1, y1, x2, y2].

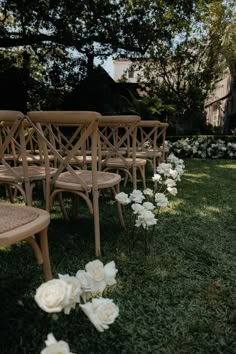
[[0, 159, 236, 354]]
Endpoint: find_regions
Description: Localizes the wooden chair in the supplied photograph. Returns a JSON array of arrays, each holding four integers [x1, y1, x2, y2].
[[134, 120, 169, 172], [98, 115, 147, 189], [26, 111, 123, 256], [0, 203, 52, 281], [0, 110, 57, 206]]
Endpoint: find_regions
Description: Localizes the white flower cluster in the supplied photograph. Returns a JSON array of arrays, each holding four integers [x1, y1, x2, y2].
[[115, 154, 184, 229], [36, 260, 119, 353], [167, 137, 236, 159]]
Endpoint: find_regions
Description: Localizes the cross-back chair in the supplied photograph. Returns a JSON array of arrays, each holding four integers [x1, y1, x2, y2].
[[135, 120, 169, 172], [26, 111, 123, 256], [98, 115, 147, 189], [0, 110, 57, 206]]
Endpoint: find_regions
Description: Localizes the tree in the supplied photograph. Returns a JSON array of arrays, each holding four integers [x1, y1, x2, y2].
[[131, 0, 236, 133], [0, 0, 203, 109]]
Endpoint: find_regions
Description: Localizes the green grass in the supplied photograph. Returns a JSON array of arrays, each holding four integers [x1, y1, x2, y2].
[[0, 160, 236, 354]]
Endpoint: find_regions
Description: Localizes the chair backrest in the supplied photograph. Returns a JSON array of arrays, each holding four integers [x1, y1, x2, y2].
[[137, 120, 169, 163], [98, 115, 141, 183], [98, 115, 141, 161], [0, 110, 25, 161], [0, 111, 35, 203], [26, 111, 101, 192]]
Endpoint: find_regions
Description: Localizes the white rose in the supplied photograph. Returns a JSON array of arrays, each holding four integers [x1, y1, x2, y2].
[[135, 210, 157, 229], [115, 192, 130, 205], [85, 260, 106, 294], [143, 202, 155, 211], [85, 259, 105, 281], [165, 178, 176, 187], [80, 298, 119, 332], [143, 188, 154, 197], [41, 333, 75, 354], [167, 187, 178, 196], [35, 279, 72, 313], [132, 203, 145, 214], [104, 261, 118, 286], [129, 189, 145, 203], [76, 270, 91, 302], [156, 163, 172, 176], [152, 173, 162, 182], [169, 168, 178, 180], [58, 274, 82, 314], [155, 193, 168, 208]]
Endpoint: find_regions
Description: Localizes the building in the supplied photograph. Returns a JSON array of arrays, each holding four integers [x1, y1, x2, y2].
[[113, 59, 144, 83], [204, 68, 236, 132]]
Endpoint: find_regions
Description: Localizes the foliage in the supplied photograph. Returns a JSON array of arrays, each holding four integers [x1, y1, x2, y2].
[[167, 136, 236, 159], [122, 92, 175, 120], [133, 0, 236, 128], [0, 1, 203, 110]]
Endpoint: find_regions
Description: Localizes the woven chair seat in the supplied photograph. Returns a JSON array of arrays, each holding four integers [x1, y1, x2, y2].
[[55, 170, 121, 190], [135, 150, 162, 158], [0, 165, 57, 182], [103, 157, 147, 167], [69, 155, 99, 164], [0, 203, 52, 281]]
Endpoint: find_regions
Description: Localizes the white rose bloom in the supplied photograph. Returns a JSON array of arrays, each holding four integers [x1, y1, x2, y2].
[[75, 270, 91, 302], [85, 259, 105, 281], [165, 178, 176, 187], [155, 193, 168, 208], [143, 188, 154, 197], [85, 260, 107, 294], [104, 261, 118, 286], [35, 279, 72, 313], [167, 153, 179, 163], [115, 192, 130, 205], [152, 173, 162, 182], [167, 187, 178, 196], [132, 203, 145, 214], [129, 189, 145, 203], [135, 210, 157, 229], [41, 333, 75, 354], [156, 163, 172, 176], [175, 165, 184, 175], [143, 201, 155, 211], [58, 274, 82, 314], [169, 168, 178, 180], [80, 298, 119, 332]]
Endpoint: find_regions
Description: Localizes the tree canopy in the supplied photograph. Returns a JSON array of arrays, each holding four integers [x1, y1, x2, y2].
[[0, 0, 235, 125], [0, 1, 197, 56]]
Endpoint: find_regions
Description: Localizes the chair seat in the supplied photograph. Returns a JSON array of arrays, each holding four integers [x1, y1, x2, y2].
[[0, 203, 50, 247], [0, 165, 57, 182], [70, 155, 99, 164], [135, 150, 162, 158], [55, 170, 121, 191], [102, 157, 147, 167], [20, 155, 55, 163]]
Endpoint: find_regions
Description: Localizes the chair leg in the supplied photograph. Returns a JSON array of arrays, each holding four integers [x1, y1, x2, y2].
[[27, 236, 43, 264], [93, 189, 101, 257], [113, 185, 125, 229], [39, 227, 52, 281], [139, 165, 147, 189]]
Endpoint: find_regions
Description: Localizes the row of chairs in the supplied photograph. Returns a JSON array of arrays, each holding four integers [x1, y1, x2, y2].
[[0, 110, 168, 279]]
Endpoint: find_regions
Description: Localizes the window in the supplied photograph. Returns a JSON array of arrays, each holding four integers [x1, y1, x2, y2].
[[128, 67, 134, 79]]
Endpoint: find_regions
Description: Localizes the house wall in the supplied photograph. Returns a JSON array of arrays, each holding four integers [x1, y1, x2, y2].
[[204, 70, 232, 127], [113, 59, 143, 83]]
